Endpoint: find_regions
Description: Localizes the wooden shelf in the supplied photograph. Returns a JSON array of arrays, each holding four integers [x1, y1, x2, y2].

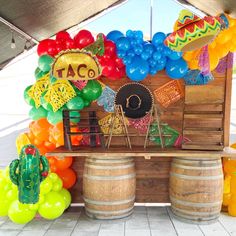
[[46, 146, 236, 159]]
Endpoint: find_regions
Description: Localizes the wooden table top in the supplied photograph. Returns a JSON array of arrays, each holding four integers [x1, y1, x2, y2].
[[46, 146, 236, 159]]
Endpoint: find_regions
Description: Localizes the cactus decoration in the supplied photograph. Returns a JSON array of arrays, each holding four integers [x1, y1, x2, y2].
[[9, 144, 49, 204]]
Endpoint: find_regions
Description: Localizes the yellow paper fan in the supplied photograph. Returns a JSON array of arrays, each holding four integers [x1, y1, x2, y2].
[[27, 73, 50, 108], [44, 79, 76, 112]]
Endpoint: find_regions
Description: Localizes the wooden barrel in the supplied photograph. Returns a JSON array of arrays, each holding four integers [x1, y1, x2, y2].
[[169, 157, 223, 224], [83, 156, 136, 219]]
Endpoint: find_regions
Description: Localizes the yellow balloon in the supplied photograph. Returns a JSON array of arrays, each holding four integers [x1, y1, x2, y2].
[[223, 193, 231, 206], [183, 52, 194, 61], [209, 52, 219, 71], [230, 41, 236, 52]]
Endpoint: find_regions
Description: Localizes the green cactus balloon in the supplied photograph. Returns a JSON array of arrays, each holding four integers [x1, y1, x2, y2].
[[9, 144, 49, 204]]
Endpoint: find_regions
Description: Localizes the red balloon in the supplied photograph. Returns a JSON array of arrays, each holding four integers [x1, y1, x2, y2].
[[37, 39, 57, 57], [115, 57, 125, 68], [104, 40, 116, 57], [56, 31, 71, 41], [65, 38, 76, 49], [102, 60, 116, 77], [56, 168, 76, 189], [74, 30, 94, 49]]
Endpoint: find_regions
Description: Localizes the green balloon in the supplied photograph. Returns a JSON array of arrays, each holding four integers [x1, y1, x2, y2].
[[34, 67, 47, 80], [83, 99, 91, 107], [38, 191, 65, 220], [0, 194, 11, 216], [69, 111, 80, 123], [40, 177, 53, 195], [47, 110, 63, 125], [52, 178, 63, 192], [24, 85, 36, 107], [40, 91, 53, 111], [66, 96, 84, 110], [71, 83, 82, 96], [38, 55, 54, 73], [48, 173, 60, 183], [8, 200, 36, 224], [29, 106, 48, 121], [6, 188, 18, 202], [81, 80, 102, 102], [59, 189, 71, 209]]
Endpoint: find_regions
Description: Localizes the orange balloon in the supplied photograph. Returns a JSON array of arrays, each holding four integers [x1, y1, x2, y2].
[[56, 168, 76, 189], [55, 156, 73, 170], [33, 138, 44, 146], [224, 160, 236, 175], [37, 145, 49, 155], [44, 141, 56, 151], [29, 118, 51, 142], [50, 122, 64, 147], [47, 156, 57, 172]]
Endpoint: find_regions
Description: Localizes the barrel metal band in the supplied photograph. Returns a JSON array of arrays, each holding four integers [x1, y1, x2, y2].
[[86, 206, 134, 215], [84, 163, 134, 170], [170, 172, 223, 180], [171, 163, 222, 170], [170, 196, 222, 207], [171, 205, 221, 216], [84, 173, 136, 180], [84, 196, 135, 205]]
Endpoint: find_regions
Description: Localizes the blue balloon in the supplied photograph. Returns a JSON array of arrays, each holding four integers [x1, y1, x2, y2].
[[168, 51, 183, 60], [166, 58, 188, 79], [149, 67, 158, 75], [130, 39, 138, 48], [157, 56, 167, 66], [126, 56, 149, 81], [152, 52, 162, 61], [148, 58, 157, 68], [141, 52, 150, 60], [152, 32, 166, 46], [156, 63, 166, 72], [116, 37, 131, 51], [126, 30, 134, 38], [106, 30, 124, 43], [155, 44, 164, 52], [163, 46, 172, 57], [127, 49, 135, 57], [117, 50, 126, 59], [134, 30, 143, 40], [143, 43, 155, 57], [133, 44, 143, 55], [123, 55, 133, 65]]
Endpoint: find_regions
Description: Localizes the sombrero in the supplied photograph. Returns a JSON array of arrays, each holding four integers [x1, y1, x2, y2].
[[115, 83, 153, 119], [164, 10, 225, 52]]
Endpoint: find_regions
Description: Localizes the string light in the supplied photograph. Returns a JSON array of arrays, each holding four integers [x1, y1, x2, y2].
[[11, 31, 16, 49], [24, 40, 31, 52]]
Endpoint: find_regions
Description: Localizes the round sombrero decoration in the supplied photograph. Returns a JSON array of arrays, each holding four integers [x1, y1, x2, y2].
[[164, 10, 225, 52], [115, 83, 153, 119]]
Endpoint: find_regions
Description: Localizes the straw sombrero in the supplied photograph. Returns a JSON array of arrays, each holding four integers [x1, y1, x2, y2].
[[115, 83, 153, 119]]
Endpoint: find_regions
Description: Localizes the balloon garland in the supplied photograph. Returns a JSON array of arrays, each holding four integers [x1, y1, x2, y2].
[[8, 10, 236, 223]]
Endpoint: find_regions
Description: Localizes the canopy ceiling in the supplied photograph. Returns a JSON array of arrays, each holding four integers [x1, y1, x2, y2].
[[0, 0, 236, 70], [0, 0, 126, 70], [175, 0, 236, 18]]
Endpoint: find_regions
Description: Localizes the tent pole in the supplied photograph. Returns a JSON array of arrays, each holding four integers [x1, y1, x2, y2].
[[150, 0, 153, 40]]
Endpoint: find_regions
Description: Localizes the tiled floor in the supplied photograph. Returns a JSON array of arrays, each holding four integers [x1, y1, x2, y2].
[[0, 206, 235, 236]]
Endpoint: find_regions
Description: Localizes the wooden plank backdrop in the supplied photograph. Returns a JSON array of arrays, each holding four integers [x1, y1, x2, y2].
[[58, 55, 233, 203]]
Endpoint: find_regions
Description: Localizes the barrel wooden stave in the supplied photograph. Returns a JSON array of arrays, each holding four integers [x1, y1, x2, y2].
[[169, 157, 223, 224], [83, 156, 136, 219]]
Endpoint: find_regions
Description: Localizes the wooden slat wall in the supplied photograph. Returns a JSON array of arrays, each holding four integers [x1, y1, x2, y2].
[[70, 156, 171, 203], [67, 57, 232, 203]]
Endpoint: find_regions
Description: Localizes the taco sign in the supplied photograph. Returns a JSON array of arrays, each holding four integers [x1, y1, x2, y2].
[[52, 50, 101, 80]]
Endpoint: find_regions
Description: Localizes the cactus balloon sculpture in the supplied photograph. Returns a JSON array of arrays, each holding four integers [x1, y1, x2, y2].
[[9, 144, 49, 204]]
